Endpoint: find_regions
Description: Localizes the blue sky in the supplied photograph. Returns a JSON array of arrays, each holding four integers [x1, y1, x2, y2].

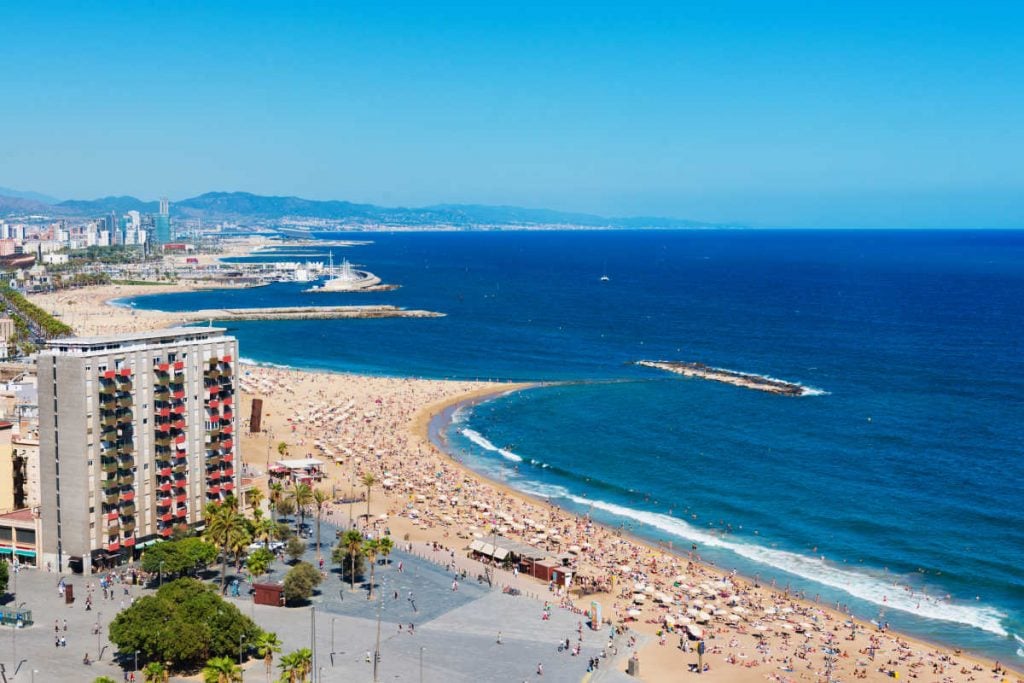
[[1, 1, 1022, 227]]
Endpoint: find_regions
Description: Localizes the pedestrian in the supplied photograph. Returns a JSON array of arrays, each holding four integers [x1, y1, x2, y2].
[[63, 619, 68, 631], [537, 662, 543, 676], [497, 631, 502, 644]]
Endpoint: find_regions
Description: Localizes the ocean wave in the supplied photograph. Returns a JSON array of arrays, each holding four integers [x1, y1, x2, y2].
[[517, 481, 573, 499], [107, 298, 135, 309], [238, 357, 294, 370], [1015, 633, 1023, 658], [565, 494, 1008, 637], [460, 428, 524, 462]]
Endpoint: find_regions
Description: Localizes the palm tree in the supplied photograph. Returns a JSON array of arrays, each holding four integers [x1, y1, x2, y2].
[[378, 535, 394, 566], [252, 515, 275, 549], [277, 648, 312, 683], [268, 481, 284, 523], [254, 631, 282, 679], [247, 487, 265, 517], [362, 538, 380, 599], [142, 662, 169, 683], [290, 483, 314, 531], [312, 488, 329, 560], [202, 655, 242, 683], [342, 529, 363, 592], [205, 502, 250, 593], [361, 472, 377, 519], [277, 441, 289, 457]]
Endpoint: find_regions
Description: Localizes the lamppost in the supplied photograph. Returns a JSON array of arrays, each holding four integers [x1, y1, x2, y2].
[[372, 580, 384, 682], [419, 646, 425, 683], [97, 611, 103, 660], [330, 617, 337, 665], [159, 560, 165, 587], [134, 650, 139, 675]]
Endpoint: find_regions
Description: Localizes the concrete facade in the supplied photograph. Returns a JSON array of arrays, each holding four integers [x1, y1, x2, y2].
[[38, 327, 239, 574]]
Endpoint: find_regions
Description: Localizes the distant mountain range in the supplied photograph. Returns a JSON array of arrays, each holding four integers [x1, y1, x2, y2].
[[0, 189, 720, 229]]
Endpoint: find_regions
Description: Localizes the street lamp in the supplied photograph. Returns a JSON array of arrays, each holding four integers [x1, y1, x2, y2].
[[97, 611, 103, 660], [159, 560, 165, 587], [239, 633, 247, 682], [134, 650, 139, 674], [419, 646, 425, 683]]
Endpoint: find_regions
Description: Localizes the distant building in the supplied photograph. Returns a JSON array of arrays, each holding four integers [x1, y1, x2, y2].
[[154, 197, 171, 243], [38, 327, 239, 574], [0, 318, 14, 359]]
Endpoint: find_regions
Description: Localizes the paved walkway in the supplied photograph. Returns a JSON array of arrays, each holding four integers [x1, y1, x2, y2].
[[0, 520, 641, 681]]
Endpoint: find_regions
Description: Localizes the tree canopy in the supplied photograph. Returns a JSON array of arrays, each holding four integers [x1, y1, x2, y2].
[[282, 561, 322, 604], [109, 578, 262, 673], [140, 537, 218, 576]]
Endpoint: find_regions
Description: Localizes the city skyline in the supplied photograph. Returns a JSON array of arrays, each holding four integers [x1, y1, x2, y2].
[[2, 2, 1023, 228]]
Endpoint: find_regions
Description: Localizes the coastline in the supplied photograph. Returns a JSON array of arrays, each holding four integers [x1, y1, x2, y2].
[[410, 384, 1023, 681], [26, 282, 1023, 682]]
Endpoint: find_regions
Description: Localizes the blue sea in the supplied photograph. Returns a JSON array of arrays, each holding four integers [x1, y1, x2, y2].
[[124, 230, 1024, 662]]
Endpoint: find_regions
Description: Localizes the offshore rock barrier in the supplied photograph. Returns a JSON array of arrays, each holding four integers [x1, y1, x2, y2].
[[636, 360, 821, 396], [172, 305, 444, 322]]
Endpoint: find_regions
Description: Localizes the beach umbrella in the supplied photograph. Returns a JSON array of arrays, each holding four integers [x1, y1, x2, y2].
[[632, 594, 646, 604], [686, 608, 700, 618], [627, 609, 641, 618], [727, 614, 741, 623]]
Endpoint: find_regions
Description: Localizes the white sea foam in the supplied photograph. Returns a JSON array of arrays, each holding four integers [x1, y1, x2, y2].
[[566, 494, 1008, 636], [1014, 633, 1024, 658], [460, 428, 524, 462]]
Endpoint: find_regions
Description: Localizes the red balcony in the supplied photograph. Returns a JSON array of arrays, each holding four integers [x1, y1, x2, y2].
[[159, 527, 173, 537], [120, 368, 132, 377], [222, 439, 233, 449], [222, 453, 233, 463], [160, 512, 173, 522], [123, 537, 136, 547], [208, 399, 219, 409], [174, 360, 185, 370], [208, 386, 219, 396], [222, 425, 233, 434], [173, 419, 185, 430], [106, 511, 118, 521], [159, 481, 172, 492], [106, 541, 121, 552], [156, 423, 169, 433], [121, 491, 135, 502], [173, 390, 185, 399], [207, 485, 220, 495], [157, 362, 170, 372], [175, 493, 188, 503], [222, 355, 232, 362], [223, 481, 234, 491], [175, 435, 186, 445], [157, 407, 170, 417], [223, 396, 233, 406], [176, 507, 188, 517], [103, 370, 116, 379], [160, 467, 172, 477]]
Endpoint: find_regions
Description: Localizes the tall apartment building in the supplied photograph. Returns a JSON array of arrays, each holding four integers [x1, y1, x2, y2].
[[38, 328, 239, 574]]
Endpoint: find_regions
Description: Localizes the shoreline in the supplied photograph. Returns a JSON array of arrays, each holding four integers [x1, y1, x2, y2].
[[27, 281, 1024, 681], [412, 384, 1023, 680]]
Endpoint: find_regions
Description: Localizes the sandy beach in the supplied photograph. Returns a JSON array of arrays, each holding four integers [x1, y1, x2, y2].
[[30, 283, 1023, 683]]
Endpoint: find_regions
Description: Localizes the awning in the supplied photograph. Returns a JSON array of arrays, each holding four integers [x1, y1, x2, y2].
[[467, 539, 510, 561]]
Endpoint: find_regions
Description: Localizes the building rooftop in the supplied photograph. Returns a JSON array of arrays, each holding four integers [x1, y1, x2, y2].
[[42, 327, 229, 354], [0, 508, 35, 522]]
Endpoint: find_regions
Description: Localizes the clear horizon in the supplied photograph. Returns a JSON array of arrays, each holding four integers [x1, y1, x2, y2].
[[2, 2, 1023, 228]]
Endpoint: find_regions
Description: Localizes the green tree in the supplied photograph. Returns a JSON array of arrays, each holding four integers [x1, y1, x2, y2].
[[276, 442, 288, 457], [205, 501, 251, 593], [140, 537, 218, 577], [202, 656, 242, 683], [361, 472, 377, 519], [268, 481, 284, 523], [246, 547, 274, 580], [251, 516, 276, 549], [142, 661, 168, 683], [290, 483, 314, 530], [275, 497, 296, 521], [285, 536, 307, 564], [282, 562, 322, 604], [336, 529, 364, 592], [311, 488, 329, 560], [246, 487, 265, 517], [109, 578, 262, 673], [277, 648, 312, 683], [254, 631, 282, 678], [378, 536, 394, 566], [0, 559, 9, 594], [93, 677, 119, 683], [362, 538, 380, 599]]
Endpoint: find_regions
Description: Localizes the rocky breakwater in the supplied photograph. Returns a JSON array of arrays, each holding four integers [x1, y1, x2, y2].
[[636, 360, 821, 396], [176, 305, 444, 322]]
